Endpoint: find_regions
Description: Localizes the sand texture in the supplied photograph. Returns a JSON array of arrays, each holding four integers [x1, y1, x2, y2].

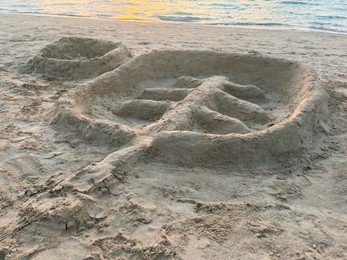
[[23, 37, 132, 80], [0, 13, 346, 259], [52, 50, 327, 168]]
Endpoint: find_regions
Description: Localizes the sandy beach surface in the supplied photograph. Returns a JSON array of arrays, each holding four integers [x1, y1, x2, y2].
[[0, 13, 346, 259]]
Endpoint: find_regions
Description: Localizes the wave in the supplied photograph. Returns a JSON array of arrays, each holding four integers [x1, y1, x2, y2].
[[156, 15, 211, 22], [316, 15, 347, 20], [212, 22, 287, 27], [280, 1, 313, 5]]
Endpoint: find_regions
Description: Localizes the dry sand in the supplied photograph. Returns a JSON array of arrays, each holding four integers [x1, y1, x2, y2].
[[0, 13, 346, 259]]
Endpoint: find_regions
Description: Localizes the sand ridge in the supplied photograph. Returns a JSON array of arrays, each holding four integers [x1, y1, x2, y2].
[[23, 37, 132, 80], [51, 48, 328, 168]]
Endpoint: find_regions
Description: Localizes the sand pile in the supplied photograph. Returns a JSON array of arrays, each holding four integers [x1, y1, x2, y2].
[[24, 37, 132, 80], [51, 49, 328, 169]]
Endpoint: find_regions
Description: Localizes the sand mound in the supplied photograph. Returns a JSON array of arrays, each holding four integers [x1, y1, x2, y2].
[[25, 37, 132, 80], [51, 50, 327, 168]]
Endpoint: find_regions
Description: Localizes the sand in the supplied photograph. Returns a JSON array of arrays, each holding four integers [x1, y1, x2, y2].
[[0, 13, 346, 259]]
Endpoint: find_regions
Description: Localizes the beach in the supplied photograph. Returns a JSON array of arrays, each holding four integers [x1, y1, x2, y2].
[[1, 0, 346, 33], [0, 13, 346, 259]]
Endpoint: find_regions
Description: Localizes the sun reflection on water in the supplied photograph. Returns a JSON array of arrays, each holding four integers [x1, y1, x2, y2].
[[40, 0, 209, 21]]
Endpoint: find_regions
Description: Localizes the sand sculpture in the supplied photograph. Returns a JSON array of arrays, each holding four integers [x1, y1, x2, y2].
[[2, 16, 345, 259], [25, 37, 132, 80], [47, 47, 327, 169]]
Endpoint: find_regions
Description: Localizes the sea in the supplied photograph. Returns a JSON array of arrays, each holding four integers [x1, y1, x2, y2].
[[0, 0, 346, 33]]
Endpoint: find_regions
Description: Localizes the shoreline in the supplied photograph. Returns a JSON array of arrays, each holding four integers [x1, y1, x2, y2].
[[1, 11, 346, 35]]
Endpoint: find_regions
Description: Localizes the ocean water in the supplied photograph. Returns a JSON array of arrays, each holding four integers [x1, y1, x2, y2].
[[0, 0, 346, 33]]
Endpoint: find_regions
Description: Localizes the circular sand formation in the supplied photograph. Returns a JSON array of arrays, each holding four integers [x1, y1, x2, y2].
[[26, 37, 132, 80], [51, 50, 327, 168]]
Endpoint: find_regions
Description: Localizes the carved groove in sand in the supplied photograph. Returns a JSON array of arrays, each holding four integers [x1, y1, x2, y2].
[[114, 75, 270, 135], [26, 37, 132, 80], [52, 50, 327, 167]]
